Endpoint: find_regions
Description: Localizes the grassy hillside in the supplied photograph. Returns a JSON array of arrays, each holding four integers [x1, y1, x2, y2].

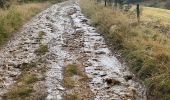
[[80, 0, 170, 99], [142, 7, 170, 25], [142, 0, 170, 9], [0, 0, 56, 47]]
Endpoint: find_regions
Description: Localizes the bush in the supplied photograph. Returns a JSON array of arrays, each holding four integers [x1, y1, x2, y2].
[[165, 1, 170, 9], [0, 0, 10, 8]]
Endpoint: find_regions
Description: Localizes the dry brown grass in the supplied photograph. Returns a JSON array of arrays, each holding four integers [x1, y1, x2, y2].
[[80, 0, 170, 99], [3, 59, 48, 100], [0, 2, 50, 46], [63, 64, 93, 100]]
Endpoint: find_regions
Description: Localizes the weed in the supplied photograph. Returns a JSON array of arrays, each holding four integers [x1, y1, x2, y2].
[[22, 74, 39, 84], [63, 77, 75, 89], [34, 45, 49, 56], [65, 64, 82, 76], [21, 62, 37, 71], [4, 86, 33, 99], [38, 31, 46, 39], [63, 94, 79, 100]]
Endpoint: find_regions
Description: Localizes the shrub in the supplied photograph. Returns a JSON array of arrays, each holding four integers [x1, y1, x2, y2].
[[165, 1, 170, 9], [0, 0, 10, 8]]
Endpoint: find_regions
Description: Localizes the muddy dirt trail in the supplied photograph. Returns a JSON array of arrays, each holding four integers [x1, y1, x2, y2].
[[0, 0, 146, 100]]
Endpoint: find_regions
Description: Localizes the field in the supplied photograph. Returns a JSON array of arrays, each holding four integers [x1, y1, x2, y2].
[[80, 0, 170, 99]]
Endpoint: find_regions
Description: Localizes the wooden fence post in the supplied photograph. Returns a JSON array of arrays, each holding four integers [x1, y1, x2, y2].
[[105, 0, 107, 6], [136, 3, 140, 23]]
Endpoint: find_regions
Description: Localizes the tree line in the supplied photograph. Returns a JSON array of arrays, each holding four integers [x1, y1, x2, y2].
[[0, 0, 62, 8]]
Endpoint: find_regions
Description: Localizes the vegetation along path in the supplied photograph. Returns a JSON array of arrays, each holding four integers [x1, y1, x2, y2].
[[0, 0, 146, 99]]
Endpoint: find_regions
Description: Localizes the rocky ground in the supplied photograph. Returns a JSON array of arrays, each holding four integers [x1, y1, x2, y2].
[[0, 0, 146, 100]]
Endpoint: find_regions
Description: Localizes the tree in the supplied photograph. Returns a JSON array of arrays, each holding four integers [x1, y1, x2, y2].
[[0, 0, 6, 8]]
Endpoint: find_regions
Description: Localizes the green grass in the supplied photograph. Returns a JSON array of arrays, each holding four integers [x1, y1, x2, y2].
[[66, 64, 80, 76], [80, 0, 170, 99], [38, 31, 46, 39], [34, 45, 49, 56], [4, 74, 38, 100], [5, 86, 33, 100], [63, 64, 79, 89]]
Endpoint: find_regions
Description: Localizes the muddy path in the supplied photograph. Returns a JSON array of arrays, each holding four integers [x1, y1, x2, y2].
[[0, 0, 146, 100]]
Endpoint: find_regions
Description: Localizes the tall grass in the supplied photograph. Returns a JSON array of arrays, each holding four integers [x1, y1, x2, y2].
[[80, 0, 170, 99], [0, 2, 50, 46]]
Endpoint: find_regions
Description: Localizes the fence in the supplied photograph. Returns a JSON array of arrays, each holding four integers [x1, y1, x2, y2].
[[95, 0, 141, 22]]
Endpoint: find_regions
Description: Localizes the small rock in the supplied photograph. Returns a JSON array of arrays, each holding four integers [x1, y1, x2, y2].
[[84, 51, 91, 53], [92, 59, 98, 62], [9, 72, 18, 77], [58, 87, 65, 91], [95, 51, 106, 55], [81, 18, 88, 23], [105, 78, 120, 86], [124, 75, 133, 81]]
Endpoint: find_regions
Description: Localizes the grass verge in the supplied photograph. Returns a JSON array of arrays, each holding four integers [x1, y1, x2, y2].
[[79, 0, 170, 99], [0, 2, 50, 47]]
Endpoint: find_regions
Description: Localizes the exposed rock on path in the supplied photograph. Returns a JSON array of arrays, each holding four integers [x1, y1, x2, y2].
[[0, 0, 146, 100]]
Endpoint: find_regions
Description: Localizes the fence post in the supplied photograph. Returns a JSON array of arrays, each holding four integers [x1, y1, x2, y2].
[[136, 3, 140, 23], [105, 0, 107, 6]]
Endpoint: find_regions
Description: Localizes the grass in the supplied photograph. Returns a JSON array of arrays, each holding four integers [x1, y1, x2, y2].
[[63, 64, 80, 89], [63, 77, 75, 89], [80, 0, 170, 99], [4, 74, 38, 100], [130, 5, 170, 25], [4, 59, 47, 99], [34, 45, 49, 56], [5, 86, 33, 100], [63, 94, 79, 100], [63, 64, 86, 88], [0, 2, 50, 46], [65, 64, 81, 76], [38, 31, 46, 39]]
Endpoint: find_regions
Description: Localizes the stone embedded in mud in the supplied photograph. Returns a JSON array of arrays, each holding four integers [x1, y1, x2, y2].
[[95, 51, 106, 55], [84, 50, 91, 54], [67, 7, 77, 15], [58, 86, 65, 91], [100, 73, 107, 77], [124, 75, 133, 81], [76, 29, 84, 33], [9, 72, 18, 77], [105, 78, 121, 86], [125, 86, 137, 98], [92, 58, 98, 62], [81, 18, 88, 23]]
